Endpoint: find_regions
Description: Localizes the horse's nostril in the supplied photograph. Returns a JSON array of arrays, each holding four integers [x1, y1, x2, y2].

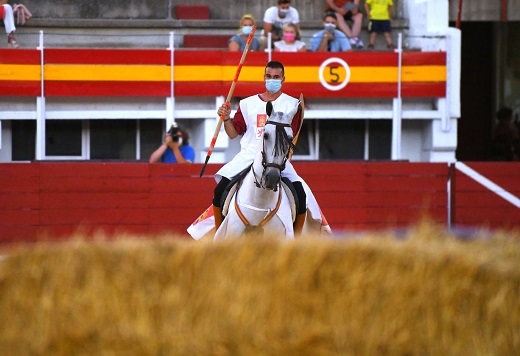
[[264, 168, 280, 190]]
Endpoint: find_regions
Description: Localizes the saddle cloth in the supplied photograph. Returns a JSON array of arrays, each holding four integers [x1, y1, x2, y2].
[[187, 180, 332, 240]]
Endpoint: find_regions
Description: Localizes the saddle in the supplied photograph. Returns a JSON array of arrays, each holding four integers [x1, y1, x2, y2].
[[220, 165, 299, 223]]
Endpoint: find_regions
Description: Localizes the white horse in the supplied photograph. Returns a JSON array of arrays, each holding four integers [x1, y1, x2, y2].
[[214, 101, 299, 240]]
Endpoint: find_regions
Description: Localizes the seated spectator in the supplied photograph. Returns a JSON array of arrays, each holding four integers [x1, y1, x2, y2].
[[311, 12, 351, 52], [325, 0, 364, 49], [149, 124, 195, 164], [228, 14, 261, 52], [1, 0, 20, 48], [274, 22, 306, 52], [261, 0, 301, 51]]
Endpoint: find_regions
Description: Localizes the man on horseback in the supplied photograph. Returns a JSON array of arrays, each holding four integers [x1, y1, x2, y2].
[[213, 60, 307, 235]]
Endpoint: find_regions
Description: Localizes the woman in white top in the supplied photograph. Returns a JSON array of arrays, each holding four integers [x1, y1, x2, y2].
[[274, 22, 306, 52]]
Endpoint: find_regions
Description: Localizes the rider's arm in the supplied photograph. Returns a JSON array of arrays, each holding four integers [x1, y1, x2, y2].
[[217, 103, 246, 139]]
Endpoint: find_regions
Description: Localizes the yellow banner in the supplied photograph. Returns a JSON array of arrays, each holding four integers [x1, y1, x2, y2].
[[1, 64, 446, 83]]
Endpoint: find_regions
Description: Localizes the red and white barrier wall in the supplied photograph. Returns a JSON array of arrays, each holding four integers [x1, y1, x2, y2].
[[0, 161, 518, 242]]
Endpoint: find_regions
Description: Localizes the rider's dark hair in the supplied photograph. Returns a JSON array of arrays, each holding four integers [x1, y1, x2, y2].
[[265, 61, 285, 76]]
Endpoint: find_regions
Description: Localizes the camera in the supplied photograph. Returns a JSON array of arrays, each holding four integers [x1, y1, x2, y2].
[[168, 123, 181, 142]]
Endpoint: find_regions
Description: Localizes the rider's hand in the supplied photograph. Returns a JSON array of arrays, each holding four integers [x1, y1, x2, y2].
[[218, 104, 231, 121]]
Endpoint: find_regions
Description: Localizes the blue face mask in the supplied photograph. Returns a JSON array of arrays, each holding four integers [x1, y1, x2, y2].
[[242, 26, 253, 35], [265, 79, 282, 93]]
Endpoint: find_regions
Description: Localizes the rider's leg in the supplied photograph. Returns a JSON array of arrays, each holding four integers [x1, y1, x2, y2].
[[292, 181, 307, 236], [213, 177, 231, 231]]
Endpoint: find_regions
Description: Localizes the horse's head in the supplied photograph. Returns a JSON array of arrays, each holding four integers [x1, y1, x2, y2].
[[260, 100, 298, 190]]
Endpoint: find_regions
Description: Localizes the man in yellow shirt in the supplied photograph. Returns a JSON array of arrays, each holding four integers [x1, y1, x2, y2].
[[365, 0, 395, 50]]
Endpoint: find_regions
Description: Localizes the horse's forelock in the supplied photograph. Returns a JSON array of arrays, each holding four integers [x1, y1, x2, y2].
[[270, 111, 289, 123]]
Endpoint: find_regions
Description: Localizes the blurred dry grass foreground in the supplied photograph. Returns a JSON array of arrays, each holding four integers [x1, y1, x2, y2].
[[0, 222, 519, 355]]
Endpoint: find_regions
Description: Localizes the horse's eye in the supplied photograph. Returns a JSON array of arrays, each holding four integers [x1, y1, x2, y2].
[[263, 132, 269, 140]]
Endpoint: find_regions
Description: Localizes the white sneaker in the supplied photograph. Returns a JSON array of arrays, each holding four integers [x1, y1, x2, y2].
[[7, 33, 19, 48], [354, 37, 364, 48], [349, 38, 357, 46]]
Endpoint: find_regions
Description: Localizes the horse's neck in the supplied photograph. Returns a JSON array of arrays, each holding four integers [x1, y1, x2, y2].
[[239, 151, 278, 209]]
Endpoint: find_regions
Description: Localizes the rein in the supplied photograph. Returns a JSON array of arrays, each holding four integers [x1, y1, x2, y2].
[[261, 120, 295, 172], [234, 119, 292, 228], [234, 179, 283, 228]]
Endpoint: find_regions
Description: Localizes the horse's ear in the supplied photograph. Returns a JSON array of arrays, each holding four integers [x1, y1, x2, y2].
[[266, 101, 273, 117]]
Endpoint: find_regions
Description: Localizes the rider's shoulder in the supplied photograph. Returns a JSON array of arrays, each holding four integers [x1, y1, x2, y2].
[[277, 93, 299, 104]]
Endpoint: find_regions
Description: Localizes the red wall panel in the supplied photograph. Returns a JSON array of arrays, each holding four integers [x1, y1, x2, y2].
[[0, 162, 518, 243], [454, 162, 520, 229]]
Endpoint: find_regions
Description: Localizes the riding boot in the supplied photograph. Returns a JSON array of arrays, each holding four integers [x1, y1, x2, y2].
[[213, 205, 223, 231], [293, 212, 306, 236]]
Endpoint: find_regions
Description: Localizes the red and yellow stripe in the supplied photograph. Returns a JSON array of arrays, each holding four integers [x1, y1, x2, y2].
[[0, 49, 446, 98]]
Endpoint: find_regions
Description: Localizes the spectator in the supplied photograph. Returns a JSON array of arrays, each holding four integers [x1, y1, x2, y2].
[[228, 14, 261, 52], [149, 124, 195, 164], [274, 22, 306, 52], [1, 0, 19, 48], [311, 12, 352, 52], [365, 0, 395, 50], [325, 0, 364, 49], [261, 0, 301, 51], [490, 107, 520, 161]]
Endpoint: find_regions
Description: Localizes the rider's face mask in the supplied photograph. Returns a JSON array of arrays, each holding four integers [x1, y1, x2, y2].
[[265, 79, 282, 93], [278, 8, 289, 16]]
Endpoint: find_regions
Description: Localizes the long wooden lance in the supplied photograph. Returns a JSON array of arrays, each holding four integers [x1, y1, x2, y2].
[[199, 25, 256, 177]]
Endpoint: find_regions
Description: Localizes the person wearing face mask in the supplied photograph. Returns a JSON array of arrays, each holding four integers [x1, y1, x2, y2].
[[212, 61, 313, 236], [149, 124, 195, 164], [311, 12, 352, 52], [274, 22, 306, 52], [228, 13, 261, 52], [261, 0, 301, 51]]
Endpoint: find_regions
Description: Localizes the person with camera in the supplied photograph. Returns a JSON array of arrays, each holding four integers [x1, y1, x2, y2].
[[149, 124, 195, 164], [311, 12, 352, 52]]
